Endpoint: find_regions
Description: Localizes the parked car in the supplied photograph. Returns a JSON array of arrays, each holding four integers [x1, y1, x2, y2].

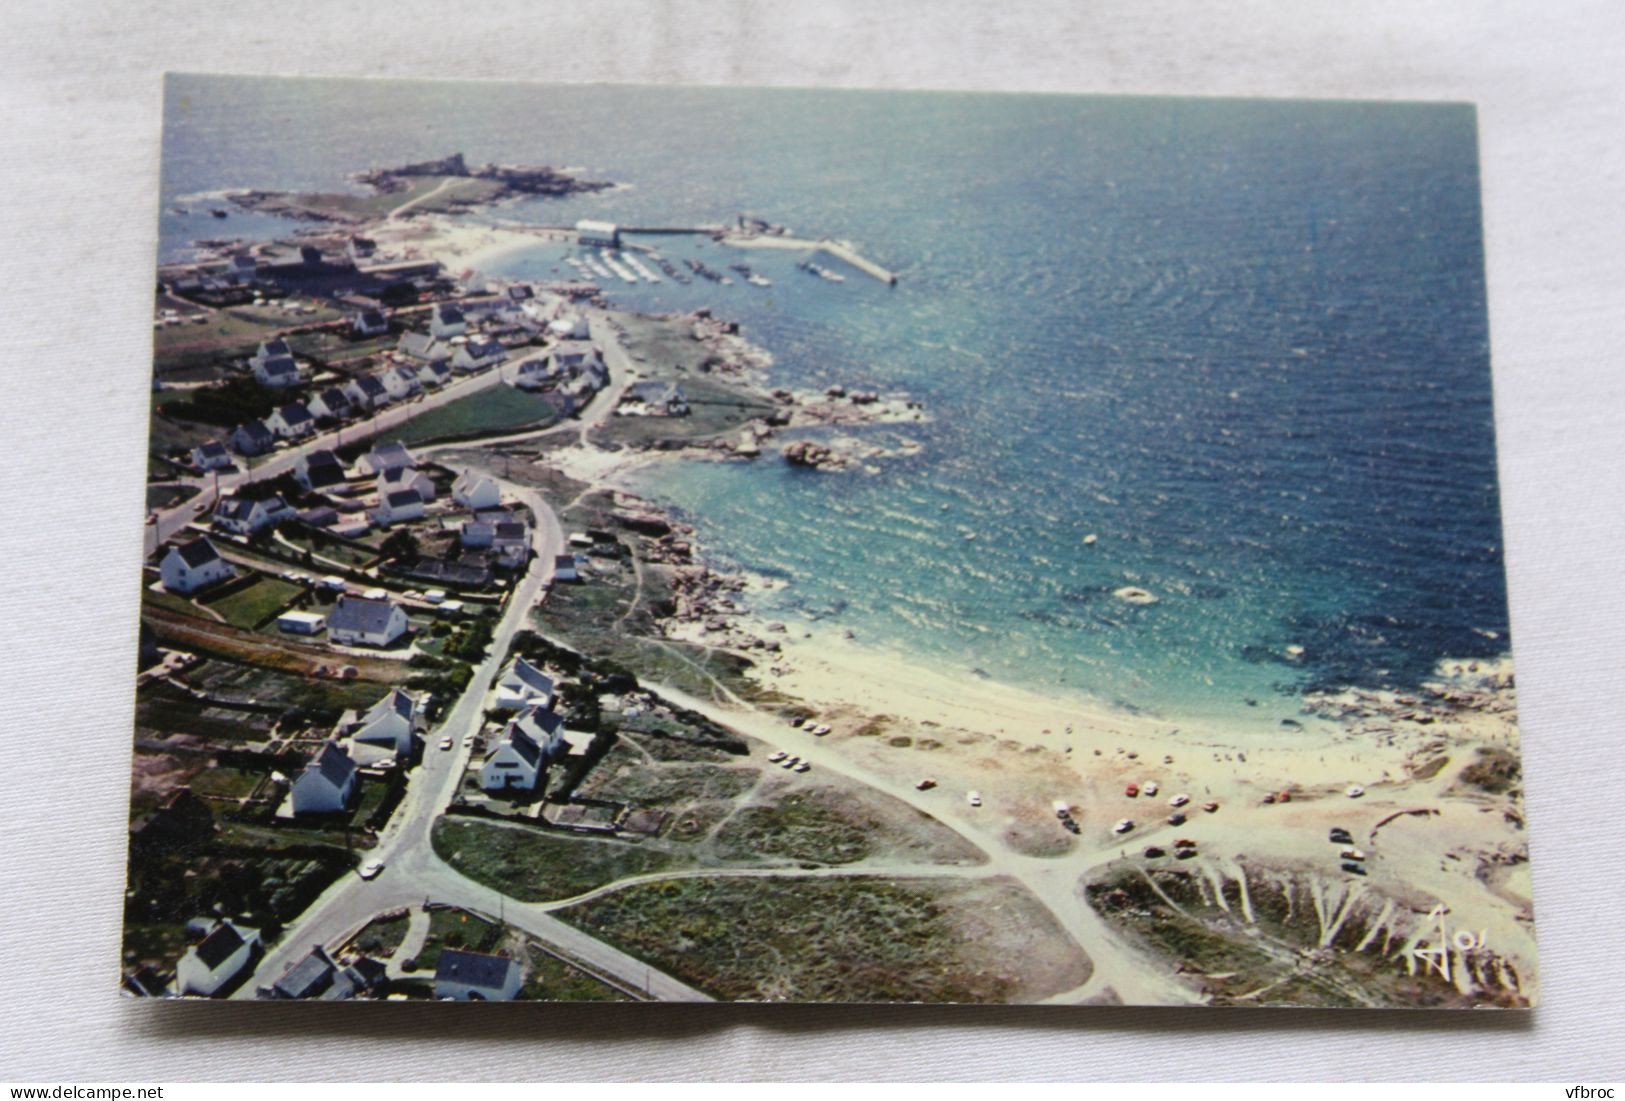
[[1169, 793, 1191, 808], [359, 860, 385, 880], [1143, 781, 1160, 796], [1124, 783, 1139, 798], [916, 778, 937, 791], [1329, 827, 1353, 844], [1202, 801, 1220, 813], [1168, 812, 1187, 826], [1143, 846, 1166, 858], [768, 750, 788, 763], [967, 791, 982, 807], [1173, 838, 1197, 849], [1175, 847, 1199, 860], [792, 761, 810, 773], [1113, 818, 1135, 834], [1340, 847, 1367, 861], [1341, 861, 1368, 876], [1346, 785, 1366, 798], [439, 736, 453, 751], [1277, 790, 1292, 803]]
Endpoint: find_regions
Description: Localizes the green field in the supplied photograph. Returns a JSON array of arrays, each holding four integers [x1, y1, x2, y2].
[[382, 385, 560, 447], [205, 576, 306, 630], [432, 817, 686, 902]]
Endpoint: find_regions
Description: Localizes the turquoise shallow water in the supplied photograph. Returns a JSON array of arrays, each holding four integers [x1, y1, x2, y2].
[[160, 76, 1510, 724]]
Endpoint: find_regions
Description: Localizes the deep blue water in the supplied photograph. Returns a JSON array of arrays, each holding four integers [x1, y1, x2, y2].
[[160, 75, 1509, 723]]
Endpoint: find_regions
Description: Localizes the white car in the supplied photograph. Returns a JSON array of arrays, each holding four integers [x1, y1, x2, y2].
[[792, 762, 810, 773], [801, 718, 820, 730], [813, 724, 832, 736], [781, 756, 799, 769], [967, 791, 982, 807], [1113, 818, 1135, 834], [768, 750, 788, 763], [1168, 793, 1190, 808], [463, 734, 475, 748], [1340, 847, 1368, 861], [1143, 781, 1160, 796], [1346, 785, 1366, 798], [439, 736, 453, 751], [359, 860, 385, 880]]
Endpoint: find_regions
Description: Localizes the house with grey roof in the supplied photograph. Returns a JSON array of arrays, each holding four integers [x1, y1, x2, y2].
[[398, 331, 451, 365], [381, 364, 422, 400], [176, 920, 260, 997], [479, 705, 565, 793], [416, 359, 453, 389], [251, 338, 291, 367], [357, 440, 417, 477], [190, 439, 233, 472], [212, 494, 291, 536], [452, 471, 502, 511], [345, 687, 420, 761], [267, 401, 316, 440], [296, 448, 347, 492], [290, 741, 359, 816], [308, 386, 353, 422], [380, 466, 435, 502], [552, 553, 580, 583], [343, 373, 392, 413], [452, 338, 507, 374], [492, 522, 530, 566], [494, 657, 554, 711], [254, 354, 301, 390], [327, 595, 409, 648], [351, 308, 389, 338], [434, 948, 522, 1001], [229, 420, 276, 457], [160, 536, 234, 594], [429, 302, 468, 339], [370, 488, 425, 527]]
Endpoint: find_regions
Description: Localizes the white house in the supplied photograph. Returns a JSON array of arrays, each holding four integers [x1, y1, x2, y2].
[[160, 537, 234, 594], [460, 521, 494, 548], [190, 439, 233, 472], [327, 595, 409, 648], [494, 657, 554, 711], [510, 357, 556, 391], [380, 466, 435, 502], [451, 471, 502, 511], [380, 365, 422, 400], [479, 705, 565, 792], [343, 374, 391, 412], [351, 308, 389, 338], [267, 401, 316, 440], [370, 488, 425, 527], [576, 220, 620, 248], [434, 949, 522, 1002], [452, 339, 507, 374], [290, 741, 358, 816], [357, 441, 417, 477], [308, 386, 353, 422], [176, 920, 261, 997], [250, 339, 291, 369], [398, 332, 451, 365], [213, 495, 292, 536], [550, 340, 603, 375], [492, 522, 531, 566], [548, 313, 591, 341], [254, 355, 300, 389], [429, 302, 468, 339], [229, 420, 275, 457], [295, 449, 347, 492], [416, 360, 453, 389], [347, 687, 420, 760]]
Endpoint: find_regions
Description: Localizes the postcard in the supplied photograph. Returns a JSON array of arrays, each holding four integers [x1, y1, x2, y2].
[[125, 74, 1533, 1006]]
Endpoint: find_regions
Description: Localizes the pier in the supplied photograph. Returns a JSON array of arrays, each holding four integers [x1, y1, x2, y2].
[[719, 233, 898, 285]]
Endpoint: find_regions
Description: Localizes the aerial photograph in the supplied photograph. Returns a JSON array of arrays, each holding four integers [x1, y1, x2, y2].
[[124, 73, 1534, 1007]]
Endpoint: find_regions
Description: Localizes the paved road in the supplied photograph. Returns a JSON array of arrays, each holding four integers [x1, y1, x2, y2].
[[145, 364, 513, 558], [235, 322, 711, 1001]]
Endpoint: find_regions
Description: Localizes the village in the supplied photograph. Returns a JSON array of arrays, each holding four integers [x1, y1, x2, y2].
[[130, 218, 727, 1002]]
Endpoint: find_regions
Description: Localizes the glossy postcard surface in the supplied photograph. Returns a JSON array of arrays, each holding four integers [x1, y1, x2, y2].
[[126, 74, 1532, 1005]]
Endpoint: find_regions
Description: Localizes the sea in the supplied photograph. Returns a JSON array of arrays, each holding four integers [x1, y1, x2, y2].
[[159, 75, 1511, 727]]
